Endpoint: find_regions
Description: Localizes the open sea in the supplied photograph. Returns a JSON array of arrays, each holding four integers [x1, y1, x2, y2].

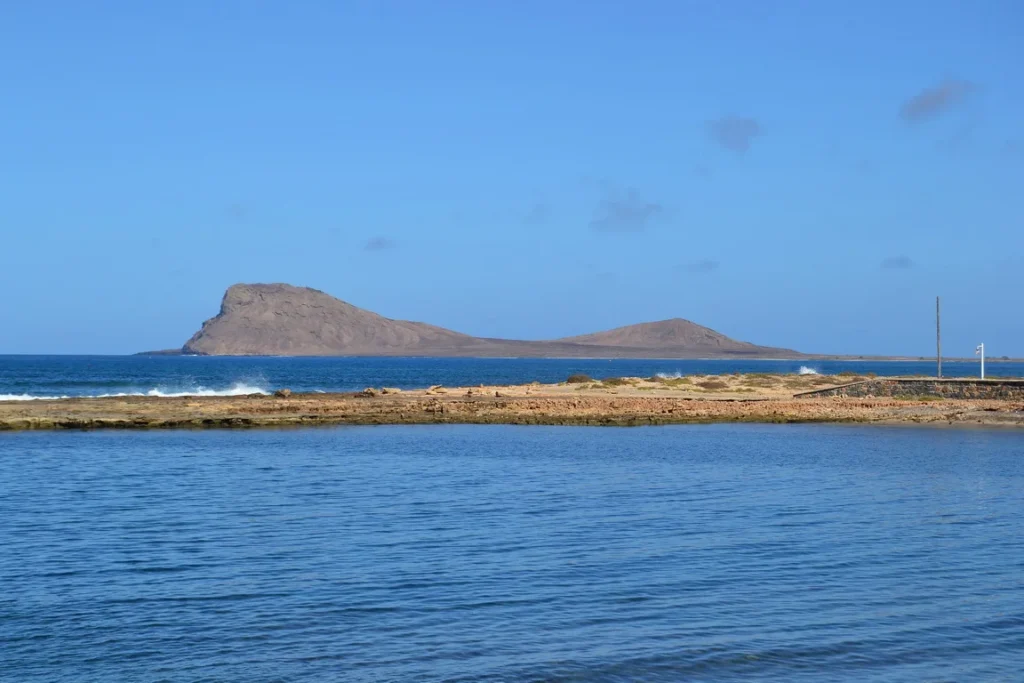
[[1, 355, 1017, 400], [2, 357, 1023, 681]]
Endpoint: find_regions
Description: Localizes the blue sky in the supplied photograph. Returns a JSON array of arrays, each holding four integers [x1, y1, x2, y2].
[[2, 1, 1021, 356]]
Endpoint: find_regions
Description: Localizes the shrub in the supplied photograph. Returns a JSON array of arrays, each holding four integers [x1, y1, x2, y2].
[[602, 377, 631, 386], [566, 374, 592, 384], [697, 380, 729, 390], [837, 370, 857, 377]]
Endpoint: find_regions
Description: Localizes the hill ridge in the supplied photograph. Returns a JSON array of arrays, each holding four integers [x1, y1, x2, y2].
[[180, 283, 800, 358], [558, 317, 765, 353]]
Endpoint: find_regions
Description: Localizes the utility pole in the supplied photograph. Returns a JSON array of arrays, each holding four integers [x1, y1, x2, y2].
[[936, 296, 942, 378]]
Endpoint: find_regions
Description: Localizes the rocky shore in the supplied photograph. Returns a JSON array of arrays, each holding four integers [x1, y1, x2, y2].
[[2, 374, 1022, 430]]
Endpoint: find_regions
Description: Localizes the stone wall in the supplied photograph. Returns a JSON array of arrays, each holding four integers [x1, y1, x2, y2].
[[797, 378, 1024, 400]]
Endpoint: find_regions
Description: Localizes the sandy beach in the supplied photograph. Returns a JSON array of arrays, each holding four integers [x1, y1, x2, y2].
[[2, 374, 1022, 430]]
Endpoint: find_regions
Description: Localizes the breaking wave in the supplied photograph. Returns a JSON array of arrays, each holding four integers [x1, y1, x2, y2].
[[0, 383, 269, 401], [655, 372, 686, 379], [0, 393, 69, 401], [113, 383, 269, 398], [798, 366, 820, 375]]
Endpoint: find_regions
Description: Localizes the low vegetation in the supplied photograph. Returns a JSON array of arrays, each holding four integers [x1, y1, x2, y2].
[[566, 374, 592, 384], [741, 375, 781, 388], [654, 376, 693, 387]]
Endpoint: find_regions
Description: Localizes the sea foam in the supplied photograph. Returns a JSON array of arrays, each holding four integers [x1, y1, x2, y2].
[[0, 383, 269, 401], [0, 393, 70, 401], [126, 383, 269, 398]]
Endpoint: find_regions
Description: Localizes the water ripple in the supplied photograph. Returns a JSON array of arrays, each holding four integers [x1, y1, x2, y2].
[[1, 424, 1022, 681]]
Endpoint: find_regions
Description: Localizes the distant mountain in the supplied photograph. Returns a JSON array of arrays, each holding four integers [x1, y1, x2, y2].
[[183, 284, 476, 356], [179, 283, 800, 358], [558, 318, 773, 356]]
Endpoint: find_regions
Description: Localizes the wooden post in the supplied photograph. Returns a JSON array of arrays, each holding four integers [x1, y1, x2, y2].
[[936, 296, 942, 378]]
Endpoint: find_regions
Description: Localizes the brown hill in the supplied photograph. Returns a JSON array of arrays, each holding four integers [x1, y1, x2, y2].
[[557, 318, 771, 355], [183, 284, 477, 356], [180, 283, 800, 358]]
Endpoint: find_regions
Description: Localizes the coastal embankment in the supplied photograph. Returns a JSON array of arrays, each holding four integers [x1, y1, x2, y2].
[[2, 374, 1022, 430]]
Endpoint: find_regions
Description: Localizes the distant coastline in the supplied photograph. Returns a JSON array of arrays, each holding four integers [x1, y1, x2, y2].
[[132, 349, 1021, 363], [169, 283, 803, 359], [131, 283, 1018, 361]]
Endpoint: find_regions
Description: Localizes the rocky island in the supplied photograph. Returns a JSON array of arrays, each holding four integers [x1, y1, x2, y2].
[[168, 283, 800, 358]]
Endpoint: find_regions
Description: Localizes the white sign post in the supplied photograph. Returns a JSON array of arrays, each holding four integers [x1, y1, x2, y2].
[[976, 343, 985, 379]]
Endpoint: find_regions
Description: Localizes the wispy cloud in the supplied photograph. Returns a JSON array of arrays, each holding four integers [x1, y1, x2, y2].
[[707, 116, 762, 153], [364, 236, 396, 251], [678, 259, 720, 274], [881, 255, 914, 270], [524, 201, 550, 224], [900, 80, 977, 123], [589, 188, 665, 233]]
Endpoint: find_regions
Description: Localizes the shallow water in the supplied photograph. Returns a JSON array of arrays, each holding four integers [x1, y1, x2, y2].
[[2, 424, 1022, 681], [0, 355, 1013, 400]]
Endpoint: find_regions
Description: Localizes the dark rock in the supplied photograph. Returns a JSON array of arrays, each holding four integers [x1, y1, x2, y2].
[[799, 378, 1024, 400]]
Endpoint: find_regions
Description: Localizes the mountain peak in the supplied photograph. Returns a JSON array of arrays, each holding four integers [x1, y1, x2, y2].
[[183, 283, 471, 356]]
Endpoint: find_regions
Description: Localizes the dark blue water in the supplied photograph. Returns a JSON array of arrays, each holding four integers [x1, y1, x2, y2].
[[0, 355, 1010, 400], [1, 424, 1022, 681]]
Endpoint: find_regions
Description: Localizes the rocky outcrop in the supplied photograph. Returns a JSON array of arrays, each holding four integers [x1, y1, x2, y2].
[[4, 391, 1023, 431], [183, 284, 478, 356], [180, 283, 800, 358], [798, 378, 1024, 400]]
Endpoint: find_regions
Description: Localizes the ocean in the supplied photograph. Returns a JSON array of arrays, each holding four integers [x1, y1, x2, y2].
[[0, 355, 1014, 400], [1, 424, 1022, 681]]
